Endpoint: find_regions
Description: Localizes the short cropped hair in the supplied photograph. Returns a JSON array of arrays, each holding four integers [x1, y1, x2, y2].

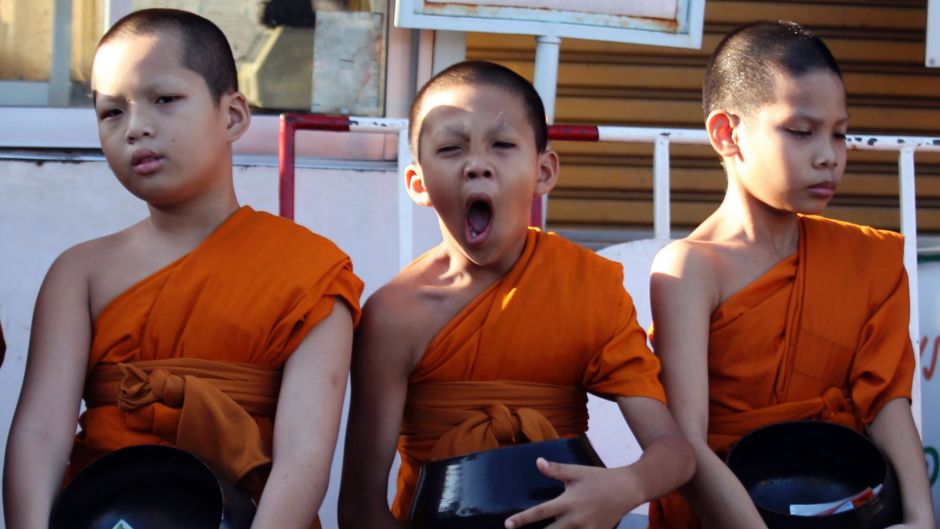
[[97, 8, 238, 102], [409, 60, 548, 159], [703, 21, 842, 118]]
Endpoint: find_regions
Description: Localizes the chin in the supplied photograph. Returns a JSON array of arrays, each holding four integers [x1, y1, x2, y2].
[[801, 200, 833, 215]]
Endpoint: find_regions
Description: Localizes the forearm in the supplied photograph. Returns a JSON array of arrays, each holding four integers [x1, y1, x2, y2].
[[868, 399, 936, 528], [623, 431, 695, 503], [336, 439, 403, 529], [250, 449, 332, 529], [3, 427, 72, 529], [681, 441, 768, 529], [337, 491, 404, 529]]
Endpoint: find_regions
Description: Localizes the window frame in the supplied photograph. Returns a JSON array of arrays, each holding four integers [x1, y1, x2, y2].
[[0, 0, 410, 161]]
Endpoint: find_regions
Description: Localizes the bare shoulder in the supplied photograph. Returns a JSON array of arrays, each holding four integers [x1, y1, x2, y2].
[[62, 222, 148, 318], [44, 228, 131, 290], [652, 238, 719, 286], [649, 237, 725, 322], [360, 279, 424, 337], [356, 274, 431, 375]]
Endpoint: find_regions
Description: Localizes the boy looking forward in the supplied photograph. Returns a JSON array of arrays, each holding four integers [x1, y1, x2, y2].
[[649, 21, 934, 529], [3, 9, 362, 529], [339, 60, 694, 529]]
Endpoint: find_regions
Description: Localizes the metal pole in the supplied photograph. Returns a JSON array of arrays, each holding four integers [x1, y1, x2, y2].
[[398, 129, 414, 269], [532, 35, 561, 228], [899, 146, 922, 432], [653, 136, 671, 239], [533, 36, 561, 123], [48, 0, 73, 106]]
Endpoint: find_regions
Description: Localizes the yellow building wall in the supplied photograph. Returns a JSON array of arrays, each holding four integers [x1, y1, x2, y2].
[[467, 0, 940, 238]]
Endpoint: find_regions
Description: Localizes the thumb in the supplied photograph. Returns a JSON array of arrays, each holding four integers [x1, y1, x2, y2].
[[535, 457, 584, 482]]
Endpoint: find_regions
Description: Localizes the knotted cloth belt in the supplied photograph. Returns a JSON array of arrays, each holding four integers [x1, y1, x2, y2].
[[707, 386, 859, 457], [400, 380, 588, 461], [84, 358, 282, 483]]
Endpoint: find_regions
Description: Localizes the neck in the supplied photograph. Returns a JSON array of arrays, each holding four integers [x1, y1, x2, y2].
[[435, 226, 529, 286], [712, 178, 800, 256], [146, 190, 240, 245]]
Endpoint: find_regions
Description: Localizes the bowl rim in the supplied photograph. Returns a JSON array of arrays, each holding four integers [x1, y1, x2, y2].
[[726, 420, 895, 519]]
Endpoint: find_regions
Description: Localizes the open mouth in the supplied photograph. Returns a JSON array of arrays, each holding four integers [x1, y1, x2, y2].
[[465, 198, 493, 246]]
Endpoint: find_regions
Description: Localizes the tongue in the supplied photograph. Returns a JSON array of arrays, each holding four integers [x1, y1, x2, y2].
[[467, 202, 491, 235]]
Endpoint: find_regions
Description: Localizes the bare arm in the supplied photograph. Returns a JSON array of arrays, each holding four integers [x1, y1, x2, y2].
[[338, 290, 412, 529], [504, 397, 694, 529], [250, 301, 354, 529], [867, 398, 936, 529], [4, 251, 91, 529], [649, 242, 768, 529]]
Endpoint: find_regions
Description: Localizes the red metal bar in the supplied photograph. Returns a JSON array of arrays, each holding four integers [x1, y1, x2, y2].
[[278, 114, 354, 219], [277, 116, 601, 226], [284, 113, 352, 132], [549, 124, 600, 142], [278, 115, 295, 219]]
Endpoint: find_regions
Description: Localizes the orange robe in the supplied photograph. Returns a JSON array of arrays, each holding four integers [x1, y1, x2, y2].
[[649, 215, 915, 529], [70, 206, 363, 505], [392, 228, 666, 522]]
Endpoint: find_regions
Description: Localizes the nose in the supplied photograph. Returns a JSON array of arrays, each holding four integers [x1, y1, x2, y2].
[[124, 106, 154, 143], [814, 136, 843, 169], [463, 152, 493, 180]]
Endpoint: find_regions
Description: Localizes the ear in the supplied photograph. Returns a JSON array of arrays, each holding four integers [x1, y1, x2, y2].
[[705, 110, 740, 158], [534, 149, 560, 197], [222, 91, 252, 143], [405, 163, 432, 207]]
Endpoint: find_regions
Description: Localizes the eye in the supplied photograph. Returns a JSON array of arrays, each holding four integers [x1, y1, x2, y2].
[[786, 128, 812, 138], [436, 145, 460, 155], [494, 141, 516, 149], [97, 108, 122, 120], [155, 95, 180, 104], [833, 131, 847, 141]]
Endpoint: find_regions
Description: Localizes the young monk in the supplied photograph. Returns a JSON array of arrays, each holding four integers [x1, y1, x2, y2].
[[338, 60, 694, 529], [648, 21, 935, 529], [3, 9, 362, 529]]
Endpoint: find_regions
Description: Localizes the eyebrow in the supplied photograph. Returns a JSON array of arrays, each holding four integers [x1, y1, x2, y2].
[[435, 126, 470, 140], [790, 113, 849, 125]]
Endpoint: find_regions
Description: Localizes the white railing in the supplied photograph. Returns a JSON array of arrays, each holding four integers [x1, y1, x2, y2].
[[282, 117, 940, 425]]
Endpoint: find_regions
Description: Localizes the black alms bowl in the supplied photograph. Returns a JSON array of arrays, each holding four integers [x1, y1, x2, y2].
[[726, 420, 902, 529], [409, 437, 605, 529], [51, 444, 256, 529]]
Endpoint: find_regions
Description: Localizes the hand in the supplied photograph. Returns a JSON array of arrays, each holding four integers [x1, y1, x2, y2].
[[504, 458, 638, 529]]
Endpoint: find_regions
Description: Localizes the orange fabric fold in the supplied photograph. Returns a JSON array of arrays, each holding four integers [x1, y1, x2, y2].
[[393, 380, 588, 517], [84, 358, 281, 484], [403, 381, 588, 455], [649, 216, 915, 529], [706, 386, 858, 456], [392, 228, 665, 522], [70, 206, 363, 521]]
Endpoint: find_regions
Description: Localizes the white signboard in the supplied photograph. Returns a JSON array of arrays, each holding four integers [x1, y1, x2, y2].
[[396, 0, 705, 49], [918, 256, 940, 525]]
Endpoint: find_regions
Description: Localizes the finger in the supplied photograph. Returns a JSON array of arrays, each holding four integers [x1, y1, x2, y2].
[[536, 457, 587, 481], [505, 497, 566, 529]]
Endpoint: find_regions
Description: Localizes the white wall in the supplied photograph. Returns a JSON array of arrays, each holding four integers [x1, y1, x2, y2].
[[0, 157, 441, 529]]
